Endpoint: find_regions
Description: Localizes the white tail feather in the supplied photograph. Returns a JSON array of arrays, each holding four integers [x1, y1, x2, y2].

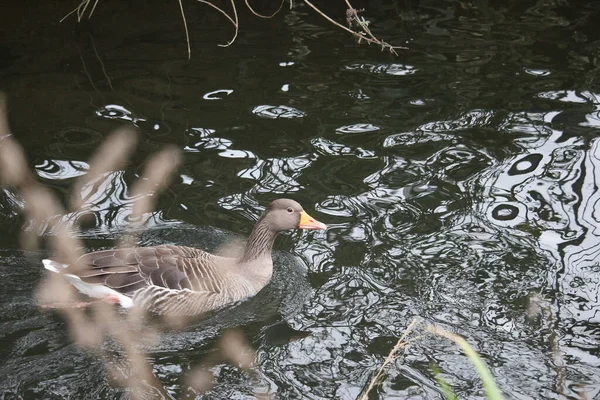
[[42, 259, 67, 273], [42, 259, 134, 308]]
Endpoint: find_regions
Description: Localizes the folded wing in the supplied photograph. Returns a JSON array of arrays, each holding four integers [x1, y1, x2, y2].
[[70, 245, 225, 295]]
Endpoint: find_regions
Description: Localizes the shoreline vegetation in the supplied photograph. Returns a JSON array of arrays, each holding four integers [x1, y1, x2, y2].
[[60, 0, 408, 58]]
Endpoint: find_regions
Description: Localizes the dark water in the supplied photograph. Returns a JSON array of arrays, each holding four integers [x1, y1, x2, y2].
[[2, 0, 600, 398]]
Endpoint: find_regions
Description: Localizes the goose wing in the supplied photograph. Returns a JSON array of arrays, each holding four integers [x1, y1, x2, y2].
[[70, 245, 227, 295]]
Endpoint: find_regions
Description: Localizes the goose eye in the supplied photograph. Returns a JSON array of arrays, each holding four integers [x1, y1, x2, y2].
[[286, 207, 293, 213]]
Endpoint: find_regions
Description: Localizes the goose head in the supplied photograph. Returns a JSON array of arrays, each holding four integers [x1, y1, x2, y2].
[[261, 199, 327, 232]]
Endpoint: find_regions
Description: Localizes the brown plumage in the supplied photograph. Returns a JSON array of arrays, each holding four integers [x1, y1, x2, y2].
[[43, 199, 327, 316]]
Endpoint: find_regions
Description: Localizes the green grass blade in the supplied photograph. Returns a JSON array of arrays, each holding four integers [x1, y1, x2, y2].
[[432, 365, 458, 400], [428, 326, 504, 400]]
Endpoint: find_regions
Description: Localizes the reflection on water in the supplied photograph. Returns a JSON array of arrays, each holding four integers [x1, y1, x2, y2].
[[345, 63, 419, 76], [35, 159, 89, 180], [252, 105, 306, 119], [3, 0, 600, 398]]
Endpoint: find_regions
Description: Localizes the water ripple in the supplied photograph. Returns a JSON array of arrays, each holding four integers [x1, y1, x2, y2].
[[5, 1, 600, 397], [238, 156, 312, 194], [310, 138, 376, 159], [35, 159, 89, 180], [335, 123, 380, 134], [345, 63, 419, 76], [252, 105, 306, 119]]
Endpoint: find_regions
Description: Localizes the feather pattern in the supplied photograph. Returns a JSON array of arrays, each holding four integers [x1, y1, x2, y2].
[[42, 199, 327, 316], [73, 245, 232, 303]]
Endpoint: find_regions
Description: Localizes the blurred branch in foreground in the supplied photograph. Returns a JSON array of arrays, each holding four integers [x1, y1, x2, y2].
[[0, 93, 260, 399]]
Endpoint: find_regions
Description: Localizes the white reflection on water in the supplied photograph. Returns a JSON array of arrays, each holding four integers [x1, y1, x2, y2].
[[335, 123, 380, 134], [345, 63, 419, 76], [35, 159, 89, 180], [475, 111, 600, 370], [203, 89, 233, 100], [25, 170, 166, 236], [218, 149, 256, 159], [238, 156, 312, 194], [311, 138, 376, 159], [184, 137, 232, 152], [252, 105, 306, 119], [524, 68, 551, 76], [96, 104, 135, 121], [537, 90, 598, 103], [183, 127, 253, 155]]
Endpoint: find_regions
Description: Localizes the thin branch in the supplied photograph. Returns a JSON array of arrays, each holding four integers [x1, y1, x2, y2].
[[90, 35, 114, 90], [88, 0, 99, 19], [60, 0, 87, 23], [218, 0, 239, 47], [344, 0, 379, 43], [302, 0, 359, 37], [196, 0, 239, 48], [302, 0, 407, 54], [196, 0, 236, 26], [60, 0, 99, 23], [80, 54, 99, 92], [60, 0, 406, 56], [245, 0, 286, 19], [178, 0, 191, 59]]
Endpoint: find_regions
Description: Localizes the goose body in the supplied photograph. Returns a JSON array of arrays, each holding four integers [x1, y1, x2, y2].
[[42, 199, 327, 316]]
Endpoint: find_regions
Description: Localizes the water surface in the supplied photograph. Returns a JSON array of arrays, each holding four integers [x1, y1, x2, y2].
[[1, 0, 600, 398]]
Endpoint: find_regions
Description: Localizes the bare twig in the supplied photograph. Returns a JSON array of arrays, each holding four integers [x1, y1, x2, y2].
[[88, 0, 100, 20], [60, 0, 405, 56], [218, 0, 239, 47], [245, 0, 286, 19], [80, 54, 99, 91], [194, 0, 239, 48], [302, 0, 407, 54], [60, 0, 99, 23], [178, 0, 192, 59], [90, 35, 114, 90], [196, 0, 236, 26], [344, 1, 379, 43]]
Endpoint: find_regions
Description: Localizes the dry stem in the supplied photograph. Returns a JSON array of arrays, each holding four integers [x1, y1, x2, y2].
[[245, 0, 286, 19], [60, 0, 407, 57], [359, 318, 422, 400], [303, 0, 407, 54], [178, 0, 191, 59]]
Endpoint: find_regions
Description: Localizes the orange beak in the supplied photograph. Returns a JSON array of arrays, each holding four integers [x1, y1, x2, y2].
[[298, 211, 327, 230]]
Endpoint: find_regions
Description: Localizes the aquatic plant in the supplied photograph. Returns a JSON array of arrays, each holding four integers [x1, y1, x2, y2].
[[428, 326, 505, 400], [359, 319, 505, 400]]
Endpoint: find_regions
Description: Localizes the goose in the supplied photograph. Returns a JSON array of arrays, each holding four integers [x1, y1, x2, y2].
[[42, 199, 327, 316]]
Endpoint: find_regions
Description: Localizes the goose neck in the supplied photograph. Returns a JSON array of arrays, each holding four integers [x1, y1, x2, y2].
[[241, 218, 279, 262]]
